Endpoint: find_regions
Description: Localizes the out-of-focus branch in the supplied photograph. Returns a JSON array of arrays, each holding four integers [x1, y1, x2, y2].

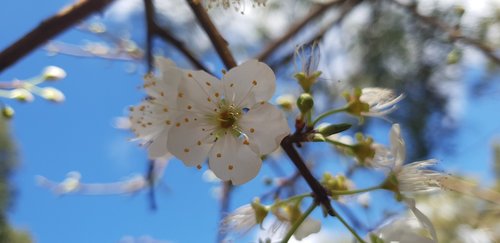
[[0, 0, 116, 73], [216, 181, 233, 243], [389, 0, 500, 64], [269, 0, 360, 70], [144, 0, 209, 72], [186, 0, 237, 69], [256, 0, 347, 61]]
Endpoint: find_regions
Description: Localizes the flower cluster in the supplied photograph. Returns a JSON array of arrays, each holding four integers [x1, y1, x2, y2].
[[130, 58, 289, 185]]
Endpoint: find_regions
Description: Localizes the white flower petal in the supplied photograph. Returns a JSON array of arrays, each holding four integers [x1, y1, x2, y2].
[[405, 198, 438, 242], [209, 134, 262, 185], [147, 129, 168, 159], [176, 70, 222, 113], [222, 59, 275, 107], [389, 123, 405, 168], [293, 217, 321, 241], [167, 113, 215, 167], [239, 102, 290, 155], [143, 58, 182, 104]]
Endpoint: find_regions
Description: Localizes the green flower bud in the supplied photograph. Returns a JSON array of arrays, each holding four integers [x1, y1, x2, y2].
[[1, 106, 14, 119], [318, 123, 352, 137], [297, 93, 314, 114]]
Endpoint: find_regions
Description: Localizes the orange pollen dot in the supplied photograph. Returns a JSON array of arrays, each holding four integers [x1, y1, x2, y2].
[[228, 165, 234, 170], [217, 153, 222, 158], [230, 83, 234, 87], [152, 81, 157, 86], [243, 140, 249, 145], [207, 97, 212, 102], [250, 128, 255, 133], [147, 122, 152, 125], [139, 106, 145, 111], [176, 122, 181, 127], [160, 92, 165, 96], [196, 165, 202, 169], [184, 148, 190, 153], [163, 108, 168, 112], [142, 124, 146, 128], [222, 70, 227, 74], [205, 82, 211, 86], [252, 80, 257, 86], [184, 118, 189, 123], [197, 140, 202, 146], [165, 120, 171, 125], [188, 73, 193, 77], [215, 92, 220, 98], [260, 101, 265, 105], [187, 105, 192, 110], [178, 92, 184, 98]]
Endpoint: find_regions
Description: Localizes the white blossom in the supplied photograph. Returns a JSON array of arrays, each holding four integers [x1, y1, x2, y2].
[[359, 88, 404, 118], [130, 58, 289, 185], [221, 204, 258, 234], [376, 124, 448, 193], [42, 66, 67, 81]]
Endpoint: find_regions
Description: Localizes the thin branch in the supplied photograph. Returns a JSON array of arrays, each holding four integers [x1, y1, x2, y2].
[[0, 0, 116, 73], [144, 0, 156, 71], [281, 135, 335, 216], [389, 0, 500, 64], [256, 0, 346, 61], [269, 0, 360, 71], [186, 0, 237, 69]]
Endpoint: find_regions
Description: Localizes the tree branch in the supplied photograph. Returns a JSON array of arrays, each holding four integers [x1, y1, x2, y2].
[[186, 0, 237, 69], [389, 0, 500, 64], [255, 0, 346, 61], [281, 135, 335, 216], [0, 0, 116, 73], [144, 0, 210, 72]]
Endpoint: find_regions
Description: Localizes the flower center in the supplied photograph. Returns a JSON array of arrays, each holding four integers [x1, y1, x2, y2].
[[217, 103, 242, 129]]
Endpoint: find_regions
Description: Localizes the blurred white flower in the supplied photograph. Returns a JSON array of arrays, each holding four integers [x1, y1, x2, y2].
[[10, 88, 34, 102], [377, 124, 448, 193], [359, 88, 404, 118], [456, 225, 494, 243], [42, 66, 66, 81], [221, 204, 258, 234], [40, 87, 65, 103], [130, 58, 289, 185]]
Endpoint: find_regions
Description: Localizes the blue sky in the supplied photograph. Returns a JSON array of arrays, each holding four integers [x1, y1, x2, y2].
[[1, 1, 499, 243]]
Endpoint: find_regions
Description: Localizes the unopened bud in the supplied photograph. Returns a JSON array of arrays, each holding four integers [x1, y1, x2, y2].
[[42, 66, 66, 81], [1, 106, 14, 119], [318, 123, 352, 136], [10, 89, 34, 102], [297, 93, 314, 114], [40, 87, 65, 103]]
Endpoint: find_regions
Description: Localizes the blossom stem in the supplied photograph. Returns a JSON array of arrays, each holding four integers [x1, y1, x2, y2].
[[324, 138, 354, 149], [335, 207, 367, 243], [311, 107, 348, 127], [330, 185, 381, 196], [280, 200, 319, 243]]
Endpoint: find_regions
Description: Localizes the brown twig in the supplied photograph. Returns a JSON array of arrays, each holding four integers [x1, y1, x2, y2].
[[186, 0, 237, 69], [389, 0, 500, 64], [281, 135, 335, 216], [144, 0, 156, 71], [0, 0, 116, 73], [256, 0, 346, 61]]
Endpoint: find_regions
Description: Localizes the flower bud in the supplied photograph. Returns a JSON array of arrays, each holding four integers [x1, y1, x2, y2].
[[297, 93, 314, 114], [40, 87, 65, 103], [42, 66, 66, 81], [318, 123, 352, 137], [10, 89, 34, 102], [1, 106, 14, 119]]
